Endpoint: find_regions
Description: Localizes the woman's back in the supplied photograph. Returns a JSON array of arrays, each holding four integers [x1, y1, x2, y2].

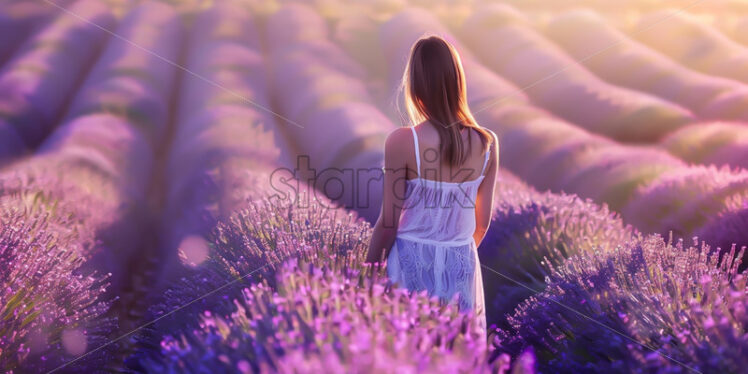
[[406, 123, 492, 184], [387, 123, 494, 332], [396, 124, 492, 245]]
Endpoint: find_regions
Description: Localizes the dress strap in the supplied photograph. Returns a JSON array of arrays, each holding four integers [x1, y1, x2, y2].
[[410, 126, 421, 177]]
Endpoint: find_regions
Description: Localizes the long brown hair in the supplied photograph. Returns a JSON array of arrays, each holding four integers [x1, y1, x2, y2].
[[401, 35, 492, 166]]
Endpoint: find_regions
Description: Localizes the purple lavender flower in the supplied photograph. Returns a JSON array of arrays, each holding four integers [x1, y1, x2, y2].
[[130, 192, 369, 363], [481, 181, 635, 331], [499, 233, 747, 373], [144, 254, 534, 373], [0, 208, 112, 371]]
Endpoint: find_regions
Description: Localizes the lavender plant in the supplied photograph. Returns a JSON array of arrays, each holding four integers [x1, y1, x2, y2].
[[127, 193, 370, 367], [143, 253, 533, 373], [136, 176, 552, 372], [497, 234, 747, 373], [0, 208, 113, 371], [623, 165, 748, 267], [208, 195, 370, 282], [140, 193, 370, 332], [482, 183, 636, 330]]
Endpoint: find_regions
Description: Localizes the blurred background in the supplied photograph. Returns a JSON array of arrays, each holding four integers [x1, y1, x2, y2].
[[2, 0, 748, 372]]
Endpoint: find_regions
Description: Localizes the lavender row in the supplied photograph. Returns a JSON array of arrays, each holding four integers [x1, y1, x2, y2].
[[633, 10, 748, 88], [263, 3, 397, 223], [133, 184, 374, 368], [0, 2, 185, 370], [62, 0, 182, 144], [41, 0, 184, 288], [0, 0, 114, 161], [542, 9, 748, 170], [481, 175, 636, 330], [146, 257, 529, 373], [157, 1, 289, 287], [545, 9, 748, 123], [492, 106, 748, 262], [0, 0, 67, 68], [456, 4, 695, 143], [722, 16, 748, 46], [661, 122, 748, 170], [499, 234, 747, 373]]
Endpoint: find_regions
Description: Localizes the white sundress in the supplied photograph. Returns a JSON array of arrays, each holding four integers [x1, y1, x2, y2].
[[387, 126, 489, 332]]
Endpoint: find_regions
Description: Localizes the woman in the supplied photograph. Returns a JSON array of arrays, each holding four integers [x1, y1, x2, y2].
[[365, 35, 498, 332]]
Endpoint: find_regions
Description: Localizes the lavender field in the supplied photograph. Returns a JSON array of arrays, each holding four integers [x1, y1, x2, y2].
[[1, 0, 747, 373]]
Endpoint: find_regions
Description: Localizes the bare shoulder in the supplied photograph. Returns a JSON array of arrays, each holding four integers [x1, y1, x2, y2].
[[384, 127, 412, 153], [486, 128, 499, 150], [484, 128, 499, 165]]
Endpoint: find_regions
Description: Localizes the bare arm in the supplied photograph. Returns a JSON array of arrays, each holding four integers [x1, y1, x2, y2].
[[473, 131, 499, 247], [365, 128, 409, 264]]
